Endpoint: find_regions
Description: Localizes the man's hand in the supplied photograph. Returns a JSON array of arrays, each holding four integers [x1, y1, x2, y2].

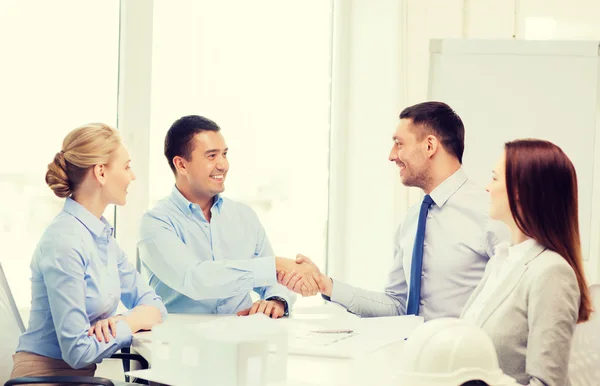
[[237, 299, 286, 319], [88, 315, 124, 343], [278, 254, 333, 297], [275, 256, 322, 296]]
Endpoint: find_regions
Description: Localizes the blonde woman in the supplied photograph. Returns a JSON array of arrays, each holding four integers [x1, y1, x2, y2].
[[10, 123, 167, 379]]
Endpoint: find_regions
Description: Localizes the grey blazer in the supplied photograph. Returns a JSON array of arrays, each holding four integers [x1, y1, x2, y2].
[[461, 242, 580, 386]]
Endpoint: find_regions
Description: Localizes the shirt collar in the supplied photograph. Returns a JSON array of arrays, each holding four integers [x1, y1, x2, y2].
[[63, 197, 113, 239], [170, 185, 223, 216], [428, 167, 469, 208], [507, 238, 537, 262]]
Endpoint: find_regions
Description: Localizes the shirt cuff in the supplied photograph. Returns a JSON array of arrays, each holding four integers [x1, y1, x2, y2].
[[114, 319, 133, 348], [251, 256, 277, 288], [328, 279, 355, 309]]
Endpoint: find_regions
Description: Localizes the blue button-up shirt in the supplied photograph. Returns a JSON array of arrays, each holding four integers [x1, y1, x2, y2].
[[16, 198, 167, 369], [328, 168, 510, 321], [137, 186, 295, 314]]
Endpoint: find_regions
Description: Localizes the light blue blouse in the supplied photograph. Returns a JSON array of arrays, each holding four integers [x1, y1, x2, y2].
[[16, 198, 167, 369]]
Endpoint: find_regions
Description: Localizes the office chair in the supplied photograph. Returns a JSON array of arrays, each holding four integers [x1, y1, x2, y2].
[[0, 261, 147, 385]]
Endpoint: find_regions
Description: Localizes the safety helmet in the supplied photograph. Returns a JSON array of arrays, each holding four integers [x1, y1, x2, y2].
[[396, 318, 518, 386]]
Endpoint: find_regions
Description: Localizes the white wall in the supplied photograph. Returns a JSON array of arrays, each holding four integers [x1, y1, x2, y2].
[[335, 0, 600, 289], [326, 0, 407, 288]]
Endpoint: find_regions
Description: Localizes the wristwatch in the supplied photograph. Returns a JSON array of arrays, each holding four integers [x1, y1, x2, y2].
[[266, 296, 289, 316]]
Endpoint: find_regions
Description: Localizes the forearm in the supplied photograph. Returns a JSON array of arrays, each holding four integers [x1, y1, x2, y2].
[[121, 302, 167, 325], [61, 319, 132, 369], [182, 257, 276, 300], [327, 280, 404, 317], [126, 292, 168, 321], [140, 239, 277, 300]]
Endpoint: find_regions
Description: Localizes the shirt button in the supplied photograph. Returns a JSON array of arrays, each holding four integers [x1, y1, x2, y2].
[[421, 272, 425, 277], [419, 300, 425, 306]]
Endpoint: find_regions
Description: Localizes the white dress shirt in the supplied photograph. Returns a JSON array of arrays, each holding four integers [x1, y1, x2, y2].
[[462, 238, 537, 323], [326, 167, 510, 321]]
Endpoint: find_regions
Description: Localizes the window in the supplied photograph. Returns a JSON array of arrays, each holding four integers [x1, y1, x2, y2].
[[149, 0, 333, 306], [0, 0, 120, 310]]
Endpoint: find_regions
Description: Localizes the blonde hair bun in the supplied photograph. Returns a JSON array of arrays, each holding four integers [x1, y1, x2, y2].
[[46, 152, 71, 198], [45, 123, 121, 198]]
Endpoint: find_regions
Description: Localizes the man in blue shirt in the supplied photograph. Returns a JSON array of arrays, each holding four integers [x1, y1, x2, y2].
[[138, 115, 319, 317]]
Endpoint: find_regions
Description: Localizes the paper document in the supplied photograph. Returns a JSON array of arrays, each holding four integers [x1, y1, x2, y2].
[[293, 329, 358, 348], [181, 313, 423, 359], [285, 315, 423, 358]]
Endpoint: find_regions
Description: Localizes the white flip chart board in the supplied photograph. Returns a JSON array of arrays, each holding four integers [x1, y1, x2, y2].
[[428, 39, 600, 282]]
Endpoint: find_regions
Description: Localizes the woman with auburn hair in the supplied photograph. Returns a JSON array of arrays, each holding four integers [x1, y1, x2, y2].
[[10, 123, 167, 379], [461, 139, 592, 386]]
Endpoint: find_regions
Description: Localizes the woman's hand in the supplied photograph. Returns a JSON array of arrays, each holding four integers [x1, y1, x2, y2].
[[88, 315, 125, 343], [124, 305, 163, 333]]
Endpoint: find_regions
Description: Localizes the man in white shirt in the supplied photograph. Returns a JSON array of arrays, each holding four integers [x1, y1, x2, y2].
[[278, 101, 509, 320]]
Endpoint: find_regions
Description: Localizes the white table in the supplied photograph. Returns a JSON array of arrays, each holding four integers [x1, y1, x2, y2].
[[130, 305, 410, 386]]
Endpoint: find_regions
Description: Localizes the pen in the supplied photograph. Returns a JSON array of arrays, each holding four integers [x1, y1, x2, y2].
[[310, 329, 354, 334]]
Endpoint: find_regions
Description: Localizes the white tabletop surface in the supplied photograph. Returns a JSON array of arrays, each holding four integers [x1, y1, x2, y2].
[[130, 304, 409, 386]]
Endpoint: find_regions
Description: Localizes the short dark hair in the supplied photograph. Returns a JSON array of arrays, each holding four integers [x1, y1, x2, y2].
[[164, 115, 221, 174], [460, 381, 489, 386], [399, 101, 465, 163]]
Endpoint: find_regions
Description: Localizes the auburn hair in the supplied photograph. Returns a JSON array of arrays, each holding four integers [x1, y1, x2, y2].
[[505, 139, 592, 322]]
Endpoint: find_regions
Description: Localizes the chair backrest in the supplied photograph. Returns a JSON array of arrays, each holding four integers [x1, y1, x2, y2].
[[569, 284, 600, 386], [0, 262, 26, 381]]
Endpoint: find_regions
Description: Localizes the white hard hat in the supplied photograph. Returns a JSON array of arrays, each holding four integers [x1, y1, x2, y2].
[[396, 318, 518, 386]]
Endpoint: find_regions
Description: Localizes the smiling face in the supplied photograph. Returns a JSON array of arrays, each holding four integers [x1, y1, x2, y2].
[[101, 143, 136, 206], [176, 131, 229, 201], [389, 118, 431, 189]]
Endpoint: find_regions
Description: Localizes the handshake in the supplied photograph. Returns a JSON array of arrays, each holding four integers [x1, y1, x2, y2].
[[275, 255, 333, 297]]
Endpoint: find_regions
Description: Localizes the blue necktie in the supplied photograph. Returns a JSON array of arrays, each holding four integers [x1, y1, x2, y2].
[[407, 194, 434, 315]]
